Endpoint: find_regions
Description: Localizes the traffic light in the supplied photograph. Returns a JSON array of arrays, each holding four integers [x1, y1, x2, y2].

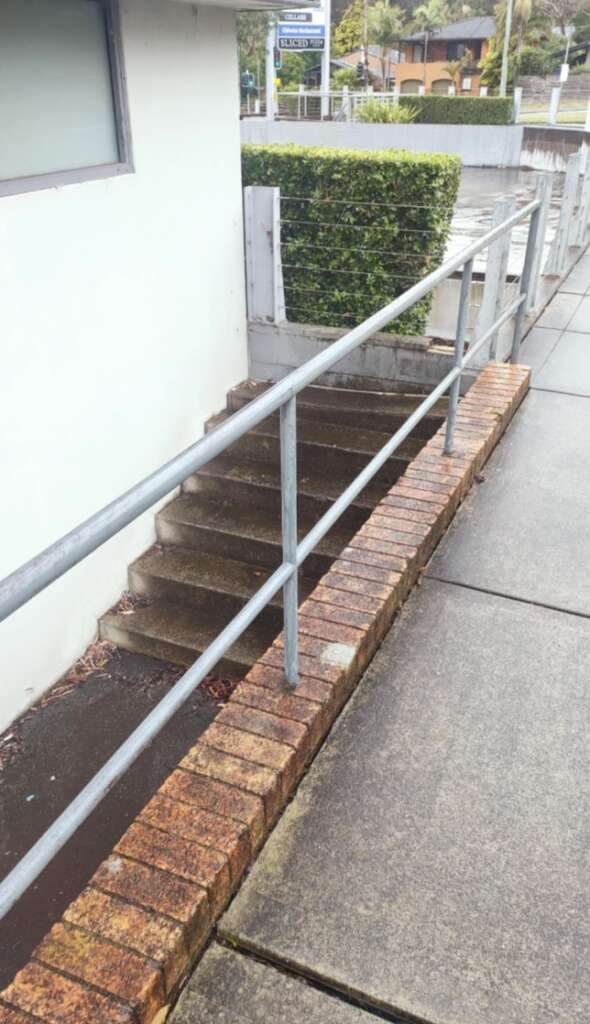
[[356, 61, 365, 83], [274, 47, 282, 70], [241, 70, 255, 92]]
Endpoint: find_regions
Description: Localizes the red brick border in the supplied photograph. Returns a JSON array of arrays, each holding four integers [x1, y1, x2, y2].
[[0, 363, 530, 1024]]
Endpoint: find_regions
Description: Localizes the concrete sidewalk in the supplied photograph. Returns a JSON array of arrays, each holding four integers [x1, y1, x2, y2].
[[171, 260, 590, 1024]]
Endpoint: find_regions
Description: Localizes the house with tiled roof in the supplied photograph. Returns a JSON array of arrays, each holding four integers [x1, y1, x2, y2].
[[398, 15, 496, 94], [304, 17, 495, 93]]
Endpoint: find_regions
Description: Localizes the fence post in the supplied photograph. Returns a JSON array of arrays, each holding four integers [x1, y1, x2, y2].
[[342, 84, 350, 120], [444, 258, 473, 456], [527, 173, 553, 312], [545, 150, 581, 275], [475, 197, 516, 363], [480, 85, 488, 97], [549, 85, 561, 125], [511, 201, 543, 364], [585, 97, 590, 133], [512, 86, 522, 123], [243, 186, 286, 323], [298, 84, 304, 120], [573, 151, 590, 246], [280, 396, 298, 686]]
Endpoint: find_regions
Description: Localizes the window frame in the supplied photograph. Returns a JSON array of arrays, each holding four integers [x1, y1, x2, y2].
[[0, 0, 133, 199], [446, 42, 466, 61]]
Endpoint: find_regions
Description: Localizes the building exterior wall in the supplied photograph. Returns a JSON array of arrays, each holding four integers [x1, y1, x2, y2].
[[397, 37, 490, 94], [395, 60, 483, 94], [0, 0, 248, 730]]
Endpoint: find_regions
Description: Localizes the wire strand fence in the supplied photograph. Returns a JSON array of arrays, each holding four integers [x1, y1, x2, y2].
[[279, 192, 462, 334]]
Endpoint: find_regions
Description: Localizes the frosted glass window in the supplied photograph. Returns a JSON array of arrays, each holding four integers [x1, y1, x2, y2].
[[0, 0, 122, 183]]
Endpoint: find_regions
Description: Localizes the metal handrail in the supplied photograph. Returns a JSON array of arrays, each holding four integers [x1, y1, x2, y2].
[[0, 194, 542, 920]]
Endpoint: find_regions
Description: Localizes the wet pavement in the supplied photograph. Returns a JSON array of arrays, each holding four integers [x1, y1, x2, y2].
[[0, 647, 221, 989], [172, 259, 590, 1024], [447, 166, 563, 275]]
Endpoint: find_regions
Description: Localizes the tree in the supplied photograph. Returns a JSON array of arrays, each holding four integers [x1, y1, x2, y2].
[[479, 33, 516, 89], [333, 0, 365, 54], [331, 66, 363, 88], [412, 0, 449, 86], [279, 53, 308, 88], [237, 11, 270, 85], [479, 0, 552, 91], [538, 0, 589, 33], [368, 2, 406, 87], [443, 46, 474, 88]]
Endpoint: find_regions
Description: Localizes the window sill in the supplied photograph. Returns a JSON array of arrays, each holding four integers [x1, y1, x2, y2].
[[0, 161, 134, 200]]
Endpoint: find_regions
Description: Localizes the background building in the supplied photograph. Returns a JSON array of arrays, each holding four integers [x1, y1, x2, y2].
[[398, 16, 495, 94]]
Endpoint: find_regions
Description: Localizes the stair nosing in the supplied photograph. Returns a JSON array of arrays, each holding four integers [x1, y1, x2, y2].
[[157, 498, 350, 556], [102, 599, 274, 662], [187, 459, 377, 510]]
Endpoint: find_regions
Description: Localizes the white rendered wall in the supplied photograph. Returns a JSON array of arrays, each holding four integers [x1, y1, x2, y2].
[[241, 118, 525, 168], [0, 0, 248, 730]]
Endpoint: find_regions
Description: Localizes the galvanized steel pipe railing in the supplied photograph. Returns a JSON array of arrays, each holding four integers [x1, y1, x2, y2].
[[0, 194, 541, 920]]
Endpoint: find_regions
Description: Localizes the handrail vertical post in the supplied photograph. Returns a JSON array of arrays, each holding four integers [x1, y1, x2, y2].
[[475, 197, 515, 365], [444, 258, 473, 456], [510, 202, 542, 364], [488, 197, 516, 362], [280, 395, 299, 685], [526, 172, 552, 312]]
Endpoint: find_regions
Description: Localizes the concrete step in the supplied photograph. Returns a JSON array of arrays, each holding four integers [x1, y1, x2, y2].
[[157, 493, 354, 578], [101, 600, 274, 677], [227, 380, 447, 439], [184, 455, 385, 518], [102, 376, 438, 676], [206, 411, 420, 484], [128, 545, 316, 628]]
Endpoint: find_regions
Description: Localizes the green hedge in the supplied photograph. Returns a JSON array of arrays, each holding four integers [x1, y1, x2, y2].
[[242, 144, 460, 335], [399, 95, 513, 125]]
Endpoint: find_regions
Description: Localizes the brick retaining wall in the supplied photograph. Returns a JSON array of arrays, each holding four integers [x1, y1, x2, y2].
[[0, 362, 531, 1024]]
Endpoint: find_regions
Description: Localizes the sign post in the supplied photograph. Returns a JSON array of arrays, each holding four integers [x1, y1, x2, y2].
[[321, 0, 331, 119], [265, 22, 277, 121], [277, 9, 326, 116]]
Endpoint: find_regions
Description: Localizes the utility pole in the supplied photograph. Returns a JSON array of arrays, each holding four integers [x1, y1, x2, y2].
[[363, 0, 369, 87], [265, 20, 276, 121], [499, 0, 514, 98], [321, 0, 332, 117]]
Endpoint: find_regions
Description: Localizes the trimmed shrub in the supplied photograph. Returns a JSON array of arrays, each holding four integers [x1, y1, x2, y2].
[[356, 98, 419, 123], [517, 46, 557, 77], [242, 143, 460, 335], [399, 94, 513, 124]]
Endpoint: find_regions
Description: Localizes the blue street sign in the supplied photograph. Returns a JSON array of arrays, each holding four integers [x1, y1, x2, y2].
[[278, 23, 325, 37]]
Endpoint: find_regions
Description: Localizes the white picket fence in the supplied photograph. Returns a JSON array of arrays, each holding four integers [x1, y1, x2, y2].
[[514, 83, 590, 128], [275, 84, 490, 122]]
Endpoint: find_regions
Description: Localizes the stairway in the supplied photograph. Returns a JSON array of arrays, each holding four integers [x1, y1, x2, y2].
[[100, 380, 447, 677]]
